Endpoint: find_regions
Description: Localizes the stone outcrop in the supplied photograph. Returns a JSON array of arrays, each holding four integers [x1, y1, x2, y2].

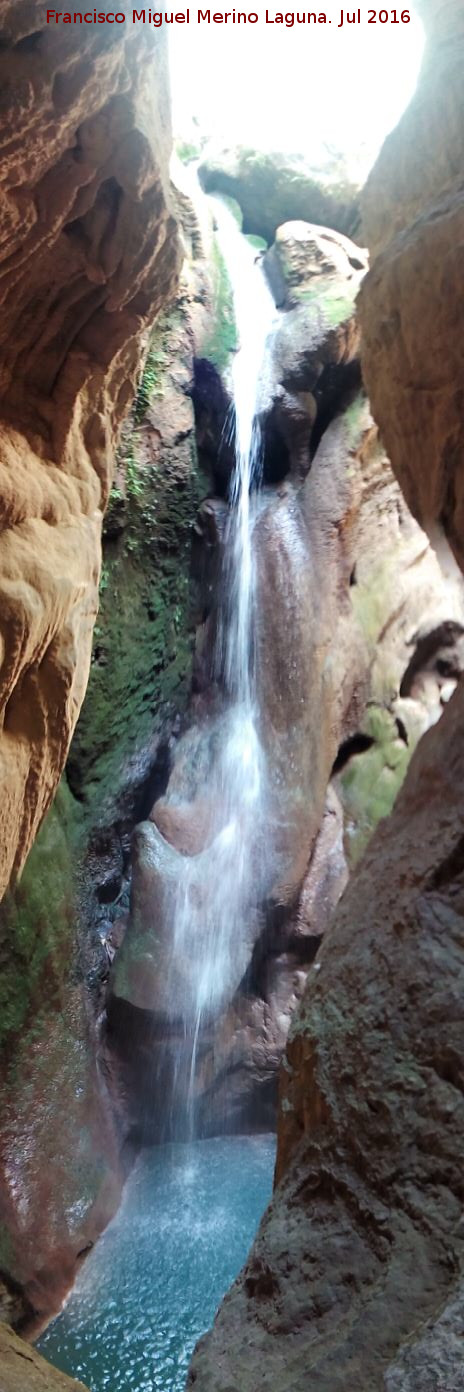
[[0, 7, 183, 1336], [107, 222, 464, 1137], [0, 1322, 88, 1392], [187, 681, 464, 1392], [0, 9, 180, 898], [0, 239, 211, 1330], [188, 2, 464, 1387], [198, 147, 361, 246]]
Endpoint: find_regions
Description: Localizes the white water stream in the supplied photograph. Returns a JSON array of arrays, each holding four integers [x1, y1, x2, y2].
[[168, 200, 276, 1118]]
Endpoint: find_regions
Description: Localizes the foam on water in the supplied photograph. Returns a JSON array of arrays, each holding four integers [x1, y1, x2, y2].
[[38, 1135, 276, 1392]]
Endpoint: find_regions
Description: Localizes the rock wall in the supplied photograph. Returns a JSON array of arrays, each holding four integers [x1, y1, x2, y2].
[[198, 147, 361, 244], [359, 0, 464, 568], [0, 1321, 88, 1392], [0, 7, 182, 1334], [0, 8, 180, 897], [0, 255, 211, 1332], [188, 680, 464, 1392], [107, 219, 464, 1140], [187, 1, 464, 1387]]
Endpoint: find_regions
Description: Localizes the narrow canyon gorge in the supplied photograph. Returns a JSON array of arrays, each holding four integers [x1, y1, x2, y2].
[[0, 0, 463, 1389]]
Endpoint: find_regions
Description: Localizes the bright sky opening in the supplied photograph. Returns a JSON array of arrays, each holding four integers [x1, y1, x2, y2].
[[169, 2, 425, 179]]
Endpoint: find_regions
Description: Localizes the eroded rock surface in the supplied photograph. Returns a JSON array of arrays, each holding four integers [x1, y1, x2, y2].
[[0, 7, 182, 1334], [188, 2, 464, 1386], [0, 10, 180, 896], [187, 674, 464, 1392], [0, 1322, 87, 1391], [359, 0, 464, 569], [107, 221, 464, 1135]]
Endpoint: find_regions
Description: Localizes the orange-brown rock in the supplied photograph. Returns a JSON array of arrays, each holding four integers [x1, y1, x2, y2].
[[108, 397, 464, 1132], [0, 1321, 88, 1391], [0, 10, 180, 897], [359, 0, 464, 568]]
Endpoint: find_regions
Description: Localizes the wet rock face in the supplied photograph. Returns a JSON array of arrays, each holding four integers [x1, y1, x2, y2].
[[0, 9, 180, 896], [107, 219, 464, 1135], [0, 252, 208, 1331], [198, 147, 361, 244]]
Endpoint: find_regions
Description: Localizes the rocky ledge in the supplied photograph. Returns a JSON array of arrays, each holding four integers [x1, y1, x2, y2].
[[0, 1322, 88, 1392]]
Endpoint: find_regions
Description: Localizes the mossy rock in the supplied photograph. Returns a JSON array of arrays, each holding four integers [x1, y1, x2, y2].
[[0, 782, 84, 1057], [201, 235, 237, 375], [199, 146, 361, 244], [338, 706, 418, 867], [68, 303, 208, 812]]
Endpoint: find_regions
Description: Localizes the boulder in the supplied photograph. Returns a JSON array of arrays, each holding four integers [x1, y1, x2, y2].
[[0, 2, 182, 1332], [198, 147, 361, 245]]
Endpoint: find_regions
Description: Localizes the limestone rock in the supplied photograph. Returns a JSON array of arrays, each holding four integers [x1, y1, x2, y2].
[[108, 395, 464, 1131], [358, 0, 464, 569], [187, 679, 464, 1392], [264, 221, 367, 311], [0, 1322, 87, 1391], [198, 147, 361, 245], [188, 3, 464, 1385], [0, 9, 180, 897]]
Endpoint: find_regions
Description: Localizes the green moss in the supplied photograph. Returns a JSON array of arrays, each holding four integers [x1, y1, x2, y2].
[[175, 139, 201, 164], [344, 395, 368, 447], [133, 309, 181, 426], [351, 554, 399, 650], [0, 783, 84, 1054], [295, 280, 355, 325], [217, 194, 243, 229], [67, 305, 207, 811], [202, 237, 237, 374]]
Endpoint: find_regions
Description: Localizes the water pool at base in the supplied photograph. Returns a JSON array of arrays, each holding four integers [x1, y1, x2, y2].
[[38, 1134, 276, 1392]]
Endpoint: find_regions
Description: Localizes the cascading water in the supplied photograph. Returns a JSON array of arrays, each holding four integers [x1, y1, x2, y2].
[[37, 208, 280, 1388], [166, 199, 277, 1127]]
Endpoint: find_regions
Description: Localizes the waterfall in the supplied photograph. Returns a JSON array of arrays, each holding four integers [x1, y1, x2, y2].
[[166, 199, 276, 1130]]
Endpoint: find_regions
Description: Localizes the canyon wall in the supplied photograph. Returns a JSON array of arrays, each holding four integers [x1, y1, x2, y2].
[[0, 7, 180, 897], [106, 216, 464, 1141], [0, 7, 181, 1335], [187, 0, 464, 1386], [0, 1321, 87, 1391]]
